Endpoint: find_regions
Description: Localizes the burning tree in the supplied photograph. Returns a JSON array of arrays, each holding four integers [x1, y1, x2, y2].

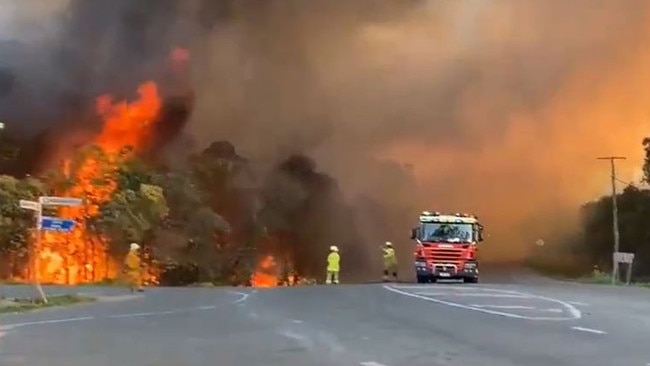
[[36, 82, 164, 284]]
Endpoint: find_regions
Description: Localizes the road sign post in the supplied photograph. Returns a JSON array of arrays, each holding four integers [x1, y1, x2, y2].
[[613, 252, 635, 285], [19, 196, 83, 304]]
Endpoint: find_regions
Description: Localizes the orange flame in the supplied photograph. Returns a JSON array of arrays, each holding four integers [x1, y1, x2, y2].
[[36, 82, 162, 284], [250, 255, 279, 287], [249, 254, 300, 287]]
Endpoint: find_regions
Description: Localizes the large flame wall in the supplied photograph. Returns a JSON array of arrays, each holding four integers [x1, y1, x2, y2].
[[35, 82, 162, 284]]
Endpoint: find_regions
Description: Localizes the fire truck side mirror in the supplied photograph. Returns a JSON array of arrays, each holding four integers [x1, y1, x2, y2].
[[410, 228, 417, 240], [478, 229, 484, 242]]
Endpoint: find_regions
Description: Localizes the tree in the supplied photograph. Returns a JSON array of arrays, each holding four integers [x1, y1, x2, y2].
[[146, 169, 233, 284], [643, 137, 650, 184], [576, 184, 650, 279], [257, 154, 366, 279], [95, 180, 169, 256], [0, 175, 45, 277], [187, 140, 257, 283]]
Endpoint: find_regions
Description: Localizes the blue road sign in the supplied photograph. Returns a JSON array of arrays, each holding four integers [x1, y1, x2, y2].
[[39, 216, 75, 232]]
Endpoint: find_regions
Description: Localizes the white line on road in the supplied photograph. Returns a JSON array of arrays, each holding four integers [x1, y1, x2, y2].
[[360, 362, 389, 366], [384, 285, 582, 321], [567, 301, 589, 306], [229, 291, 250, 304], [0, 316, 95, 330], [278, 330, 314, 350], [469, 305, 564, 313], [539, 308, 563, 313], [107, 310, 183, 318], [571, 326, 606, 335], [196, 305, 217, 310], [1, 292, 252, 332], [416, 292, 530, 298], [391, 285, 479, 291], [470, 305, 536, 310]]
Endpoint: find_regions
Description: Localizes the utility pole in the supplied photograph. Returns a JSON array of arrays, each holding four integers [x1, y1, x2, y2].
[[597, 156, 626, 284]]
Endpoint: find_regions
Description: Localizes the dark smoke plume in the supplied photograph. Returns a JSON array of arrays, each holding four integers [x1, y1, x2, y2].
[[3, 1, 650, 273]]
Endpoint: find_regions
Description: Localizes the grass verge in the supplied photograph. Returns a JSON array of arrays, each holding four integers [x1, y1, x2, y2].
[[526, 259, 650, 287], [0, 294, 95, 313]]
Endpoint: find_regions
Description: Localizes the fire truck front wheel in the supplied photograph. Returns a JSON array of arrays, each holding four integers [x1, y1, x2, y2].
[[463, 276, 479, 284], [416, 275, 429, 284]]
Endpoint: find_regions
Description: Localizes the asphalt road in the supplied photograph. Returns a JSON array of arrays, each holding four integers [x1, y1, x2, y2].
[[1, 273, 650, 366]]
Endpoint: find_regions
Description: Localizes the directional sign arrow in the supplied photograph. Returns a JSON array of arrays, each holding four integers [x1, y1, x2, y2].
[[39, 216, 75, 232], [39, 196, 83, 207], [19, 199, 40, 211]]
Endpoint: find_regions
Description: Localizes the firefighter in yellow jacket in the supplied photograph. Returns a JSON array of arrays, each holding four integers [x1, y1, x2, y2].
[[124, 243, 144, 292], [326, 245, 340, 284], [382, 241, 398, 282]]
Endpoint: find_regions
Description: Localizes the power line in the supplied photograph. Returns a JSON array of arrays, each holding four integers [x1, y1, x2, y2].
[[597, 156, 626, 284]]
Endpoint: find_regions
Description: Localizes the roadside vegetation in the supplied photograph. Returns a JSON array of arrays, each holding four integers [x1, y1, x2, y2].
[[527, 138, 650, 285], [0, 135, 375, 286], [0, 294, 94, 313]]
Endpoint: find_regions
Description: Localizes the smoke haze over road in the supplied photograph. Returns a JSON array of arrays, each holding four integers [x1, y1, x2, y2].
[[1, 0, 650, 264]]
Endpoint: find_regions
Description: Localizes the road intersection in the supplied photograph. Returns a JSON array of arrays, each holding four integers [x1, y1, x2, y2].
[[0, 278, 649, 365]]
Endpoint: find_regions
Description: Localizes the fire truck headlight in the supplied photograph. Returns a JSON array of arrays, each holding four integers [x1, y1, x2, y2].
[[464, 262, 477, 269]]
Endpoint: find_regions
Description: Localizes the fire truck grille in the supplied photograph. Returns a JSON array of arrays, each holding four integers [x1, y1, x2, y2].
[[423, 248, 463, 267]]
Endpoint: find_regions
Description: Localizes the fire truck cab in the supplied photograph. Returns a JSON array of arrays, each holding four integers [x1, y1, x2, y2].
[[411, 211, 484, 283]]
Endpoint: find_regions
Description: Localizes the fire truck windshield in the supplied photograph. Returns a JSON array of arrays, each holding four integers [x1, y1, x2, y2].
[[419, 222, 474, 243]]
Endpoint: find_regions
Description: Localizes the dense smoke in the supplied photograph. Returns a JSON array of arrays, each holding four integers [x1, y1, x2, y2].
[[2, 1, 650, 270], [188, 1, 650, 263]]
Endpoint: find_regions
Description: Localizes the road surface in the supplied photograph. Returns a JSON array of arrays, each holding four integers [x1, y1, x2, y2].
[[1, 275, 650, 366]]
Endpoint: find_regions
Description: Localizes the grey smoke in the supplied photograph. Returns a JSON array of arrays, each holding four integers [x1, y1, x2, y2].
[[2, 0, 649, 265]]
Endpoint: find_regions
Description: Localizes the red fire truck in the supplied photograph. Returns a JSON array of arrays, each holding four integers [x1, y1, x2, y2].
[[410, 211, 484, 283]]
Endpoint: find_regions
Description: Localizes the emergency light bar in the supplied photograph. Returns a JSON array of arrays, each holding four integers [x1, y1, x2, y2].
[[421, 211, 477, 220], [419, 214, 478, 224]]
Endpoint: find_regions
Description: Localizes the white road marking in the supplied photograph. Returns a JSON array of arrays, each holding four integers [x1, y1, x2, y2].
[[384, 285, 581, 321], [107, 309, 182, 318], [0, 291, 253, 333], [0, 316, 95, 330], [230, 291, 250, 304], [291, 319, 303, 323], [391, 285, 478, 290], [567, 301, 589, 306], [470, 305, 536, 310], [571, 326, 606, 335], [360, 362, 388, 366], [469, 305, 564, 313], [278, 330, 313, 349], [540, 308, 563, 313], [196, 305, 216, 310], [279, 330, 308, 341], [416, 292, 530, 298]]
